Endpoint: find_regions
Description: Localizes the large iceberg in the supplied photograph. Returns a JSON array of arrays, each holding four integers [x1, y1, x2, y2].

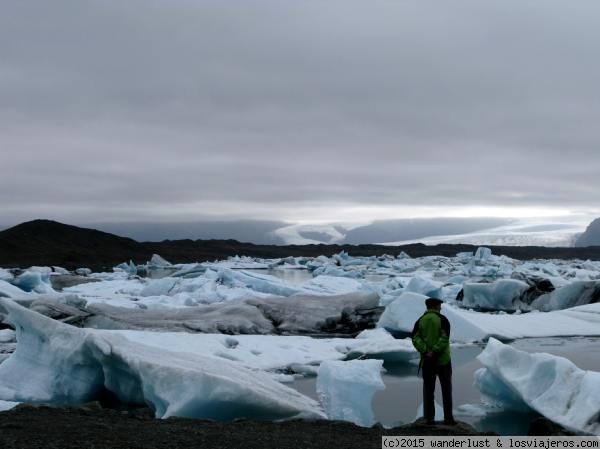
[[475, 338, 600, 435], [73, 292, 382, 336], [0, 298, 325, 420], [317, 359, 385, 427]]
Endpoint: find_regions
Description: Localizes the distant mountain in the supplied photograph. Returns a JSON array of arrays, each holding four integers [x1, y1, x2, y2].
[[3, 219, 600, 270], [0, 219, 145, 270], [575, 218, 600, 247], [88, 220, 287, 244]]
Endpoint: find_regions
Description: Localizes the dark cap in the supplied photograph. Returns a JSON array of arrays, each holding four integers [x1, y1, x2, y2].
[[425, 297, 444, 308]]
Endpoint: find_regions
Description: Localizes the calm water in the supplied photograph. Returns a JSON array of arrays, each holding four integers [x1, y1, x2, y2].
[[290, 337, 600, 435], [244, 268, 314, 284]]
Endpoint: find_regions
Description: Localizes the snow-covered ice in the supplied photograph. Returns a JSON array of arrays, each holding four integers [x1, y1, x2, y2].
[[475, 338, 600, 435], [317, 359, 385, 427]]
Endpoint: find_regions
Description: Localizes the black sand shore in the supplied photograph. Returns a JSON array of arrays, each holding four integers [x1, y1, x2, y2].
[[0, 405, 494, 449]]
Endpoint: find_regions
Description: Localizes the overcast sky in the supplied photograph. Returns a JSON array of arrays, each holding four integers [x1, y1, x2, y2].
[[2, 0, 600, 226]]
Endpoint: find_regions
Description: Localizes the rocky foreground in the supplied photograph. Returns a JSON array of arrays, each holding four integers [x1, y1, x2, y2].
[[0, 405, 494, 449]]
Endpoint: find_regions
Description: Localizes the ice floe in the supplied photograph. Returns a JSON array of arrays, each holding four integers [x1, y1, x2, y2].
[[317, 359, 385, 427], [475, 338, 600, 435], [377, 292, 600, 342], [0, 298, 325, 420]]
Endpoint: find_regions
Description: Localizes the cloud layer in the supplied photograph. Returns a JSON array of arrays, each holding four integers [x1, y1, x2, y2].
[[2, 1, 600, 224]]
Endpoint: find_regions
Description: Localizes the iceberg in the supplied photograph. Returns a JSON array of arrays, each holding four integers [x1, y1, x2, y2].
[[343, 328, 417, 362], [317, 359, 385, 427], [0, 280, 30, 299], [0, 298, 325, 421], [475, 338, 600, 435], [149, 254, 172, 267], [378, 292, 600, 342], [114, 260, 137, 275], [10, 269, 54, 294], [80, 291, 381, 336], [531, 280, 600, 312], [404, 276, 444, 299], [299, 275, 370, 296], [217, 269, 301, 297], [461, 279, 530, 311], [474, 247, 492, 261]]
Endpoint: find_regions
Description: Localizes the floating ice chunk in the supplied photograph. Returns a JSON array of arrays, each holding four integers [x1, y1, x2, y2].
[[300, 275, 368, 296], [405, 277, 444, 299], [149, 254, 172, 267], [218, 269, 300, 297], [343, 329, 417, 362], [312, 265, 363, 278], [75, 268, 92, 276], [377, 292, 428, 329], [140, 278, 178, 297], [0, 280, 29, 299], [475, 338, 600, 434], [114, 260, 137, 275], [461, 280, 530, 311], [531, 280, 600, 312], [447, 275, 467, 284], [246, 292, 380, 336], [172, 263, 207, 278], [317, 359, 385, 427], [51, 266, 70, 275], [456, 251, 474, 261], [391, 258, 422, 273], [415, 401, 443, 422], [474, 247, 492, 261], [0, 298, 325, 421], [11, 270, 54, 294]]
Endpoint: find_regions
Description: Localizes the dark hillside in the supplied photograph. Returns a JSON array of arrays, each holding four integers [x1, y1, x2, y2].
[[2, 220, 600, 271]]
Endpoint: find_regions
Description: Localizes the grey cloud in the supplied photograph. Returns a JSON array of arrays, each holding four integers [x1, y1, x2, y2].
[[1, 0, 600, 225]]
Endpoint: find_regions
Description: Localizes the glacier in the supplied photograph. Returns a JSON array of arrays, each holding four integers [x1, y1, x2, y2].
[[475, 338, 600, 435], [317, 359, 385, 427]]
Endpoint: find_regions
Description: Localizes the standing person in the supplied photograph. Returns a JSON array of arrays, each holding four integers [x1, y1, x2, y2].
[[411, 297, 456, 425]]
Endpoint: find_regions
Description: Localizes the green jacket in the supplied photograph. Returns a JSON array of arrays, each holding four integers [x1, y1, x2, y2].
[[411, 310, 451, 366]]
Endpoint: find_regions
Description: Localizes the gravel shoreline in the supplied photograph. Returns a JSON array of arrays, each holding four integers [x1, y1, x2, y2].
[[0, 405, 495, 449]]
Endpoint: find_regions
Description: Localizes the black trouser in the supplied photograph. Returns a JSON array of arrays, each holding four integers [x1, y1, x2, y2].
[[422, 360, 453, 422]]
